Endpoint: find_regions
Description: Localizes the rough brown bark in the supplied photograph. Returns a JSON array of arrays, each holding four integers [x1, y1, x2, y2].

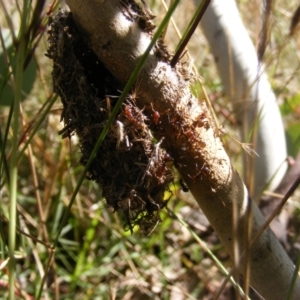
[[64, 1, 300, 299]]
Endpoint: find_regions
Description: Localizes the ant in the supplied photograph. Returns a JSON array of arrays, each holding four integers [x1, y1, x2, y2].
[[194, 112, 209, 129], [124, 105, 135, 123], [150, 103, 160, 125], [149, 103, 170, 126], [184, 128, 198, 142], [124, 104, 145, 131], [187, 163, 211, 181]]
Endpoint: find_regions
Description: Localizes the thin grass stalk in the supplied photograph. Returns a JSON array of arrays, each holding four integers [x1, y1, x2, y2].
[[244, 71, 263, 202], [19, 216, 45, 277], [160, 1, 220, 130], [0, 130, 10, 187], [252, 174, 300, 247], [0, 0, 17, 43], [0, 213, 51, 247], [0, 103, 13, 189], [287, 251, 300, 300], [40, 141, 65, 228], [258, 0, 273, 61], [17, 94, 58, 161], [35, 247, 55, 300], [72, 213, 100, 284], [231, 183, 241, 300], [27, 142, 49, 243], [0, 17, 15, 188], [215, 174, 300, 298], [168, 209, 249, 299], [161, 0, 174, 40], [242, 195, 252, 299], [8, 1, 30, 298], [171, 0, 210, 66], [0, 22, 14, 96]]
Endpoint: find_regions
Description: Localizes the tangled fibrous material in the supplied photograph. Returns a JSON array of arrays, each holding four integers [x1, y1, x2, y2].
[[46, 10, 173, 234]]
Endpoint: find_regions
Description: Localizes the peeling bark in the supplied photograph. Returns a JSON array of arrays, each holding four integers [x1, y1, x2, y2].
[[62, 1, 300, 299]]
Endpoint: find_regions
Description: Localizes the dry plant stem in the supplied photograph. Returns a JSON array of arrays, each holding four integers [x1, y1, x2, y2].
[[65, 1, 300, 299], [258, 0, 273, 61], [170, 0, 210, 67], [214, 173, 300, 299], [26, 145, 49, 242], [260, 151, 300, 243], [257, 174, 300, 243]]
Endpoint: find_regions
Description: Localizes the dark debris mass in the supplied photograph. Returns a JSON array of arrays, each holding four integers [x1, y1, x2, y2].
[[46, 10, 173, 234]]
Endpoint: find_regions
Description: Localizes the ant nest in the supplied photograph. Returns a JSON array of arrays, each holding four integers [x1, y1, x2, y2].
[[46, 10, 173, 234]]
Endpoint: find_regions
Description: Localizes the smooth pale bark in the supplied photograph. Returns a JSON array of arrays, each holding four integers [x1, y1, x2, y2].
[[199, 0, 288, 202], [64, 1, 300, 299]]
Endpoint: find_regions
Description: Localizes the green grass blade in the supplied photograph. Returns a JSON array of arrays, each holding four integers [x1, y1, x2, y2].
[[8, 0, 31, 298], [287, 250, 300, 300], [168, 209, 249, 299]]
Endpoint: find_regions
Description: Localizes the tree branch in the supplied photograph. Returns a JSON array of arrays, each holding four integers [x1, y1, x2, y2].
[[199, 0, 287, 201], [64, 0, 300, 298]]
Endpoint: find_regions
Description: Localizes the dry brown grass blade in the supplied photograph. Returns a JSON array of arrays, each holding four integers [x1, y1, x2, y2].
[[290, 4, 300, 36], [258, 0, 274, 61], [170, 0, 211, 67]]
